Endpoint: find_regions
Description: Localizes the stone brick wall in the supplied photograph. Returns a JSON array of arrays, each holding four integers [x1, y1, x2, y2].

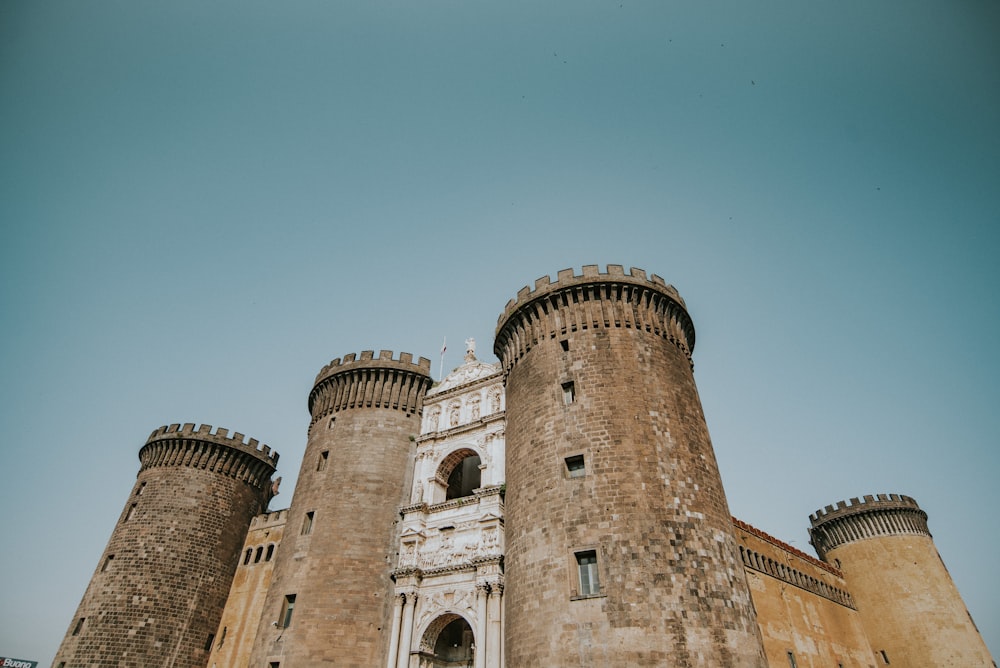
[[248, 351, 431, 668], [732, 519, 874, 667], [207, 509, 287, 668], [52, 424, 277, 668], [810, 495, 995, 667], [495, 265, 766, 667]]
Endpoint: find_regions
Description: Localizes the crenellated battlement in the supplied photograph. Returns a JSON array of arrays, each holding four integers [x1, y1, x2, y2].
[[494, 264, 695, 373], [809, 493, 922, 523], [249, 508, 288, 530], [313, 350, 432, 384], [309, 350, 433, 421], [497, 264, 684, 324], [145, 423, 279, 466], [808, 493, 930, 560], [139, 423, 279, 492]]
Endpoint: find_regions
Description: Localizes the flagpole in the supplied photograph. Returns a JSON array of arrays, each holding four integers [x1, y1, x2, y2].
[[439, 337, 446, 380]]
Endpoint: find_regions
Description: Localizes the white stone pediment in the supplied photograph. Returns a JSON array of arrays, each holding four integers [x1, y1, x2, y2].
[[428, 359, 500, 396]]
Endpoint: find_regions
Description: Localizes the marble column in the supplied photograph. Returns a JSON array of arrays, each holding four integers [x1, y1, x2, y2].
[[486, 584, 503, 668], [386, 593, 405, 668], [396, 593, 417, 668], [475, 584, 489, 668]]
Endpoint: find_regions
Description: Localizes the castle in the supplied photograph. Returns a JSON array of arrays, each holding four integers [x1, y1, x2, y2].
[[53, 265, 994, 667]]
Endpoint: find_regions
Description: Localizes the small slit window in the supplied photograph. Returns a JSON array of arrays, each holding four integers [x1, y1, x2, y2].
[[560, 339, 569, 351], [244, 548, 253, 565], [565, 455, 586, 478], [317, 451, 329, 471], [124, 504, 137, 522], [562, 381, 575, 404], [576, 550, 600, 596], [72, 617, 85, 636], [786, 651, 797, 668], [302, 511, 314, 535], [880, 650, 890, 664], [101, 554, 114, 572], [136, 482, 146, 496], [266, 544, 275, 561], [204, 633, 215, 651], [280, 594, 296, 628], [254, 546, 263, 563]]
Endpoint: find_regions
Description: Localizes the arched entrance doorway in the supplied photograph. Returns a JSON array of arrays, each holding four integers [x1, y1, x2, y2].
[[418, 613, 475, 667]]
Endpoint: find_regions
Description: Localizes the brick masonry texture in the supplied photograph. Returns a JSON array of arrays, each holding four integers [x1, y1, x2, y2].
[[495, 266, 767, 667], [53, 266, 996, 668], [52, 425, 276, 668], [206, 510, 287, 668], [811, 497, 995, 667], [733, 523, 874, 667], [248, 352, 432, 668]]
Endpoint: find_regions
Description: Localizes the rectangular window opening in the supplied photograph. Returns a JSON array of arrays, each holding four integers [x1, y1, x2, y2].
[[101, 554, 114, 572], [301, 511, 314, 535], [280, 594, 296, 628], [317, 451, 329, 471], [72, 617, 85, 636], [269, 663, 280, 668], [565, 455, 586, 478], [266, 544, 275, 561], [204, 633, 215, 651], [576, 550, 600, 596], [136, 482, 146, 496], [562, 381, 575, 405], [124, 504, 136, 522], [560, 339, 569, 352]]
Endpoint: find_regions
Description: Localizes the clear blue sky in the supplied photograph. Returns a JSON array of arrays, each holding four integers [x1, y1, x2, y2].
[[2, 1, 997, 664]]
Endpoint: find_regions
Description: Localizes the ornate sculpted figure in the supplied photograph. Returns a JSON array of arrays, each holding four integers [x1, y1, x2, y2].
[[428, 407, 440, 432], [469, 395, 481, 421], [449, 402, 461, 428], [490, 386, 502, 413]]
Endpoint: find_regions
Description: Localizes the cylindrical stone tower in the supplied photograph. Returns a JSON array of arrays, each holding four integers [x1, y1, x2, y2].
[[494, 264, 766, 667], [248, 350, 432, 667], [53, 423, 278, 668], [809, 493, 995, 667]]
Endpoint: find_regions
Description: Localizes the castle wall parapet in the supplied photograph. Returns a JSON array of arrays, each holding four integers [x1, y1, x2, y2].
[[808, 493, 930, 560], [249, 508, 288, 530], [732, 517, 841, 576], [732, 517, 856, 609], [494, 264, 694, 373], [140, 423, 279, 492], [308, 350, 432, 422]]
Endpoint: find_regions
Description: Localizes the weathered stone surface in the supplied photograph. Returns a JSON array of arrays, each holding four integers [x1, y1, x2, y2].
[[495, 265, 767, 667], [52, 424, 277, 668], [810, 495, 995, 667], [247, 352, 432, 668]]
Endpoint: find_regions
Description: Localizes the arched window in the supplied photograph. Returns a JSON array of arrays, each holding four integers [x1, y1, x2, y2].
[[446, 455, 481, 499], [435, 447, 484, 501]]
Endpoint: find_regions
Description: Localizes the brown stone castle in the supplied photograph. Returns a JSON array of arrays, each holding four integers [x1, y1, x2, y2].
[[53, 265, 994, 667]]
